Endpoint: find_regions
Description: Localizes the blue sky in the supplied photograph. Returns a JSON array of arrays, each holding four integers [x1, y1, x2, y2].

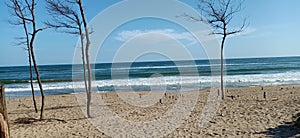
[[1, 0, 300, 66]]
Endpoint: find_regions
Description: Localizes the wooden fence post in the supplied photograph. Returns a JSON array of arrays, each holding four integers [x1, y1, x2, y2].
[[0, 84, 10, 138]]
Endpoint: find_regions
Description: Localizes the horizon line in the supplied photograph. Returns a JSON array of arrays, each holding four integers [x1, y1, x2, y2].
[[0, 55, 299, 68]]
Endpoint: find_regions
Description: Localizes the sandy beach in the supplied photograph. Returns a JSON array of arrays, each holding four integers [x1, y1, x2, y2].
[[7, 85, 300, 137]]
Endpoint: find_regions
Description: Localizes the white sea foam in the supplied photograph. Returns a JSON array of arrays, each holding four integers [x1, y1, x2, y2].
[[5, 71, 300, 93]]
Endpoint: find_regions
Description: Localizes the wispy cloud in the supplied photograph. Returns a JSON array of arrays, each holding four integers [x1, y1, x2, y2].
[[229, 26, 275, 39], [114, 27, 264, 45], [115, 29, 197, 45], [238, 27, 257, 36], [224, 27, 257, 39]]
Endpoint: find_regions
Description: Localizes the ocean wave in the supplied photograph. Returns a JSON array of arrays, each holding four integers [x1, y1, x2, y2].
[[5, 71, 300, 94]]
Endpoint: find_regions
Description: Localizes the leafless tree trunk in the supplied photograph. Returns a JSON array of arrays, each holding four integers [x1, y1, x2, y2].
[[28, 35, 38, 113], [80, 33, 89, 95], [0, 84, 10, 138], [77, 0, 92, 118], [46, 0, 92, 117], [46, 0, 88, 94], [0, 114, 9, 138], [22, 5, 38, 113], [183, 0, 247, 99], [7, 0, 38, 113], [46, 0, 91, 117], [7, 0, 47, 120], [21, 5, 38, 113], [30, 42, 46, 120]]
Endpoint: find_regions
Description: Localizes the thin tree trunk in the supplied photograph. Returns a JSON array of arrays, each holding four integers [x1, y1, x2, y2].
[[21, 13, 38, 113], [30, 45, 45, 120], [85, 41, 92, 118], [78, 0, 92, 118], [8, 0, 46, 120], [220, 35, 226, 100], [0, 114, 9, 138], [30, 0, 45, 120], [85, 39, 92, 118], [80, 33, 88, 95], [28, 50, 38, 113], [0, 84, 10, 138]]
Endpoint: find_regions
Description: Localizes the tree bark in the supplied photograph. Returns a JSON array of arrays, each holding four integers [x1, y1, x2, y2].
[[30, 45, 45, 120], [29, 0, 45, 120], [0, 84, 10, 138], [17, 0, 38, 113], [80, 32, 89, 96], [78, 0, 92, 118], [221, 35, 226, 100], [8, 0, 46, 120], [0, 114, 9, 138], [29, 30, 45, 120], [23, 17, 38, 113], [28, 49, 38, 113]]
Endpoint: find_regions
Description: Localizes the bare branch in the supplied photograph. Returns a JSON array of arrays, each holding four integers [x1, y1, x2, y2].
[[179, 13, 206, 23], [182, 0, 248, 100], [36, 26, 49, 33], [192, 0, 247, 37], [6, 0, 33, 22], [46, 0, 82, 35], [226, 18, 248, 35], [7, 0, 46, 117]]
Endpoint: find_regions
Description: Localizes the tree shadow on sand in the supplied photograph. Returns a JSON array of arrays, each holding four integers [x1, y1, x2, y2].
[[45, 105, 81, 110], [14, 117, 67, 124], [13, 105, 90, 124], [256, 122, 300, 137]]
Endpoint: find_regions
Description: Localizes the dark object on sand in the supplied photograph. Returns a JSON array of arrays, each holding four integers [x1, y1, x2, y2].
[[294, 113, 300, 128], [296, 117, 300, 128], [0, 84, 10, 138], [227, 95, 235, 100]]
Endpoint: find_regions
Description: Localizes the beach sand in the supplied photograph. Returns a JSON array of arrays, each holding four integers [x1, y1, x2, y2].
[[7, 85, 300, 137]]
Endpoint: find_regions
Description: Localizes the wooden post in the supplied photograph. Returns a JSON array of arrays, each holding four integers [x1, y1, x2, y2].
[[0, 84, 10, 138]]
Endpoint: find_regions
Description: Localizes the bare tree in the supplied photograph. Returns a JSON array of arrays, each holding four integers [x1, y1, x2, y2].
[[7, 0, 47, 119], [7, 0, 38, 113], [46, 0, 92, 118], [45, 0, 89, 99], [77, 0, 92, 118], [184, 0, 247, 99]]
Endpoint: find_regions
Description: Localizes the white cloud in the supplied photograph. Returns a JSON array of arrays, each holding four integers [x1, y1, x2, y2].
[[115, 29, 197, 45], [223, 27, 257, 39], [238, 27, 257, 36], [228, 27, 275, 39]]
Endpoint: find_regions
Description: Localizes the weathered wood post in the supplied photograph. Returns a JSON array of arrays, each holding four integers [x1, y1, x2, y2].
[[0, 84, 10, 138]]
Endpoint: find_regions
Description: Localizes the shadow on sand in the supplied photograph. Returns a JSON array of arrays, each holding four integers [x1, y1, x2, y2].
[[14, 117, 67, 124], [256, 122, 300, 137]]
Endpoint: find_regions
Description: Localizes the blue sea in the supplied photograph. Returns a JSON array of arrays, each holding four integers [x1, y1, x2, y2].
[[1, 56, 300, 98]]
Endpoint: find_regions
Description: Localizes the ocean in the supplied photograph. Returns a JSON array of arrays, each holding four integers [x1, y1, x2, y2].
[[1, 56, 300, 98]]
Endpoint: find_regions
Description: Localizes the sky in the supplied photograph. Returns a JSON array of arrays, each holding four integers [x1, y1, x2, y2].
[[1, 0, 300, 67]]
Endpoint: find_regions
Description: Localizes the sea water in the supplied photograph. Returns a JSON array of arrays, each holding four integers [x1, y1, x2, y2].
[[1, 56, 300, 98]]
